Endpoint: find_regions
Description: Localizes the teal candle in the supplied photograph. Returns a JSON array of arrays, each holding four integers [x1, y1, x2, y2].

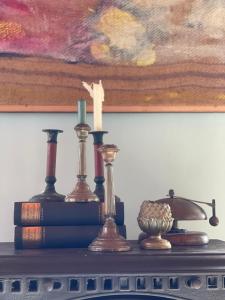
[[77, 99, 86, 124]]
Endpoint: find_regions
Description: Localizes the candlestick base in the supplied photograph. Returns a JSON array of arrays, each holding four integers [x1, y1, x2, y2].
[[30, 176, 65, 202], [65, 175, 99, 202], [30, 191, 65, 203], [88, 217, 131, 252]]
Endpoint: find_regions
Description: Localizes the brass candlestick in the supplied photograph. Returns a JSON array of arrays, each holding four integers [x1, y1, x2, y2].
[[65, 123, 98, 202], [89, 144, 131, 252], [30, 129, 65, 203]]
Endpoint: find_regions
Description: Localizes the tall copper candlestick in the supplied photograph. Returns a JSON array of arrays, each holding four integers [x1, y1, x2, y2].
[[89, 144, 131, 252], [30, 129, 65, 202], [65, 123, 98, 202], [89, 131, 108, 202]]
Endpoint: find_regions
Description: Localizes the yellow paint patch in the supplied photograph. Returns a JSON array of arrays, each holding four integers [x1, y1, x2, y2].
[[168, 92, 179, 98], [90, 41, 110, 61], [96, 7, 145, 50], [131, 0, 181, 8], [144, 96, 153, 102], [0, 21, 25, 40], [135, 46, 156, 66], [216, 94, 225, 101]]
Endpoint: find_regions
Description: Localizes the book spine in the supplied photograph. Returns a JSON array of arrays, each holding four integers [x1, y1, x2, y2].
[[14, 225, 127, 249], [14, 202, 124, 226]]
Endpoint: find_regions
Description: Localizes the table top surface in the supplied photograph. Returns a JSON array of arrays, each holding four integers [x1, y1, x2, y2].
[[0, 239, 225, 256], [0, 240, 225, 275]]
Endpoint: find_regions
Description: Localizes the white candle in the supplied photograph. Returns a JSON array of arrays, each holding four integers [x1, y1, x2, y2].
[[82, 80, 104, 131]]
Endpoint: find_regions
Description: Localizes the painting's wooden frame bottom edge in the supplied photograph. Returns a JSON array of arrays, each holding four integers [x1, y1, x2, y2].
[[0, 105, 225, 113]]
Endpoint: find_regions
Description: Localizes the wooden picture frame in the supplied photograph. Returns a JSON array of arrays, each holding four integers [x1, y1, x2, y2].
[[1, 1, 225, 112]]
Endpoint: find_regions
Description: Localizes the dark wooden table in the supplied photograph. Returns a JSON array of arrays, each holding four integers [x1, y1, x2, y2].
[[0, 240, 225, 299]]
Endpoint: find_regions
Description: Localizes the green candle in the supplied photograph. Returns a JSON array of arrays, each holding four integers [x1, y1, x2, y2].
[[77, 99, 86, 124]]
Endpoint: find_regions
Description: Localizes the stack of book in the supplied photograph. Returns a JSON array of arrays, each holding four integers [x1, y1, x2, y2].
[[14, 201, 126, 249]]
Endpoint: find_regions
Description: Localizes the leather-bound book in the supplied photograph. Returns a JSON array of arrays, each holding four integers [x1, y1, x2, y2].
[[14, 201, 124, 226], [14, 225, 127, 249]]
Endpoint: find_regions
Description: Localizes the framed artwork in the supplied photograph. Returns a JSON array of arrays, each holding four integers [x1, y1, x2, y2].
[[0, 0, 225, 112]]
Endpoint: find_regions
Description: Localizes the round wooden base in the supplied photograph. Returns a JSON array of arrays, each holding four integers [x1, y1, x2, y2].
[[163, 231, 209, 246], [139, 231, 209, 246], [89, 218, 131, 252], [140, 235, 172, 250], [29, 191, 65, 202], [65, 179, 99, 202]]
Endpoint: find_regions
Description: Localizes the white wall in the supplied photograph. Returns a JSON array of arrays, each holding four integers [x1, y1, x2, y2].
[[0, 112, 225, 242]]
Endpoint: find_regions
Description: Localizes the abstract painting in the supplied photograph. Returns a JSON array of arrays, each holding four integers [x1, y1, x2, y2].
[[0, 0, 225, 112]]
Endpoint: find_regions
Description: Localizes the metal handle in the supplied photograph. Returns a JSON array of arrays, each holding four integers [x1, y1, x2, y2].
[[168, 190, 219, 226]]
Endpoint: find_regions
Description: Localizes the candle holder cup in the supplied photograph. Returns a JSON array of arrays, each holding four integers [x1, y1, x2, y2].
[[29, 129, 65, 203], [89, 144, 131, 252], [138, 201, 174, 250], [65, 123, 98, 202]]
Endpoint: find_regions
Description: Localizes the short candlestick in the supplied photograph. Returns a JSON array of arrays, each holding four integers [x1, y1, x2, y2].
[[65, 123, 99, 202], [88, 144, 131, 252], [30, 129, 65, 202]]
